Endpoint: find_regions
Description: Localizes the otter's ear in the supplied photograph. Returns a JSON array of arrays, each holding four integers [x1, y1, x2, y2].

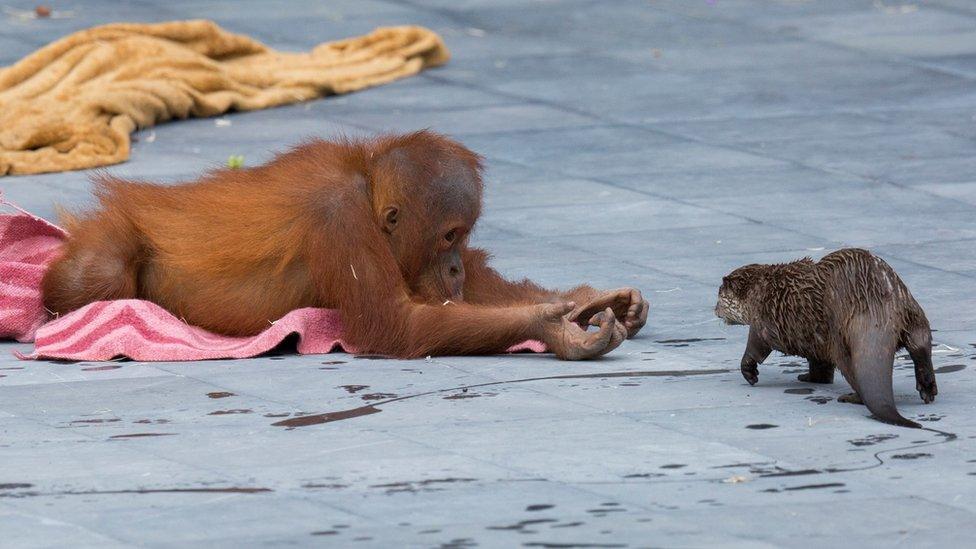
[[382, 206, 399, 234]]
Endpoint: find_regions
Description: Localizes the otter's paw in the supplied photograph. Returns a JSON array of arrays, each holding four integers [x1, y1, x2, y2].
[[838, 393, 864, 405], [797, 372, 833, 384], [741, 364, 759, 386], [917, 378, 938, 404]]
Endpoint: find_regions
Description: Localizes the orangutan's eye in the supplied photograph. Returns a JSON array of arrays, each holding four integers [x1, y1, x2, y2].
[[445, 229, 457, 243]]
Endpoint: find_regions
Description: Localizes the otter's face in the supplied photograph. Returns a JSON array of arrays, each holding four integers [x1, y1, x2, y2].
[[715, 265, 762, 325]]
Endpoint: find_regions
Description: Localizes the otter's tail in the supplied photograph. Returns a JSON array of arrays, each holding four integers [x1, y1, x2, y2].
[[853, 353, 921, 428], [849, 313, 921, 429]]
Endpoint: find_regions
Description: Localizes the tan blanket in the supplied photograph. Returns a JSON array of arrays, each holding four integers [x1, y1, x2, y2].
[[0, 20, 449, 176]]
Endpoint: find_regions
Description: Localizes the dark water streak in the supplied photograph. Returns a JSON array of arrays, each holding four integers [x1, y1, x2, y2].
[[808, 427, 958, 474], [273, 368, 729, 429], [0, 486, 271, 498], [655, 338, 725, 344], [109, 433, 177, 439]]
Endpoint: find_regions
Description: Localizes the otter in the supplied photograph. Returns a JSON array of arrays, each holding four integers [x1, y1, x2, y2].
[[715, 248, 937, 428]]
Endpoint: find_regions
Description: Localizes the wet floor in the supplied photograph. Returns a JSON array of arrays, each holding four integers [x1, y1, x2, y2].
[[2, 0, 976, 546]]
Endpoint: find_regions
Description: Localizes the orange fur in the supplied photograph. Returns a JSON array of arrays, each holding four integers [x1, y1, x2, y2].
[[42, 131, 618, 358]]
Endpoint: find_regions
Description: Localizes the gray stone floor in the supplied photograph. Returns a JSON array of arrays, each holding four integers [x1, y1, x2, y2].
[[2, 0, 976, 547]]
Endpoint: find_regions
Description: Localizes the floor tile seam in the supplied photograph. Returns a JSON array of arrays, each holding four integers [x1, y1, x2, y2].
[[371, 373, 788, 475], [0, 504, 138, 547], [328, 98, 528, 117], [607, 122, 976, 213], [426, 48, 976, 203], [646, 1, 976, 84], [369, 426, 688, 516], [869, 252, 976, 282], [0, 412, 307, 487], [148, 364, 375, 410]]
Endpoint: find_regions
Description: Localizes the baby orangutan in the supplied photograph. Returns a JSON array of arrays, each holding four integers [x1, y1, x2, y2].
[[42, 131, 648, 359]]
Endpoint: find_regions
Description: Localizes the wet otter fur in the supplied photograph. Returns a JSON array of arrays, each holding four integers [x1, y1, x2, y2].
[[715, 248, 936, 428]]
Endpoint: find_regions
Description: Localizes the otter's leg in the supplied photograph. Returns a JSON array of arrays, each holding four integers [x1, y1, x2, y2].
[[834, 354, 864, 405], [902, 321, 937, 404], [740, 326, 771, 386], [799, 359, 835, 383]]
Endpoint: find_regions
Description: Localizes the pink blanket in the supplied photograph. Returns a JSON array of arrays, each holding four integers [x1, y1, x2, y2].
[[0, 201, 544, 361]]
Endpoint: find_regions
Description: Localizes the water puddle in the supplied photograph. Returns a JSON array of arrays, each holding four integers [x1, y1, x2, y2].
[[655, 338, 725, 345], [370, 478, 477, 494], [444, 391, 497, 400], [302, 482, 348, 490], [763, 482, 845, 493], [487, 519, 558, 532], [891, 452, 932, 460], [759, 469, 821, 478], [109, 433, 177, 439], [622, 473, 665, 479], [273, 406, 382, 428], [848, 434, 898, 447], [0, 486, 270, 498], [361, 392, 397, 401]]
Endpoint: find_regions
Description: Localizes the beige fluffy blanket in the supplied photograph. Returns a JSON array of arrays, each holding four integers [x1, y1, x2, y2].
[[0, 20, 449, 176]]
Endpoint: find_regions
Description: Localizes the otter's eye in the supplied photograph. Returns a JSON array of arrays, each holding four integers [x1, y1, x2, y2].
[[444, 229, 457, 243]]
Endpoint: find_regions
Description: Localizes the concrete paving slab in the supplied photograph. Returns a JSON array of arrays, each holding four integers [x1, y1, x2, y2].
[[2, 0, 975, 546]]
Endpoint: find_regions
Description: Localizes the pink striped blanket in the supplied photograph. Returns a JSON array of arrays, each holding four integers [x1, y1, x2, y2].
[[0, 203, 544, 361]]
